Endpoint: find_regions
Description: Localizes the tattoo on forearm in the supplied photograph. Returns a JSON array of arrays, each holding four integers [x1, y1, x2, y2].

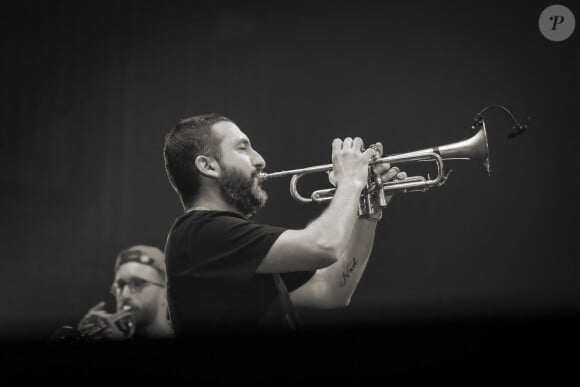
[[340, 257, 358, 287]]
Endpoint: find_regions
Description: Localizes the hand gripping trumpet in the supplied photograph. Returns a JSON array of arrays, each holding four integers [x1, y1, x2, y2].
[[258, 120, 491, 216], [78, 305, 136, 340]]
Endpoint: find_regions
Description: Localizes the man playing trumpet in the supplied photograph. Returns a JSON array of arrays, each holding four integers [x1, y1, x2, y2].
[[163, 114, 406, 336], [75, 245, 174, 340]]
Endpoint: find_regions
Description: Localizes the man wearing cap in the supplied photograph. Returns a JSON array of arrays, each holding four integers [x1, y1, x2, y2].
[[76, 245, 174, 340]]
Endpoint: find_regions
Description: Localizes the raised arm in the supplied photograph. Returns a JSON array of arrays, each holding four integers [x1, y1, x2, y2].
[[256, 137, 376, 274], [289, 152, 406, 308]]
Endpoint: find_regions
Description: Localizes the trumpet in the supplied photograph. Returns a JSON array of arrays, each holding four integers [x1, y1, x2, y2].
[[258, 120, 490, 215], [78, 305, 136, 340]]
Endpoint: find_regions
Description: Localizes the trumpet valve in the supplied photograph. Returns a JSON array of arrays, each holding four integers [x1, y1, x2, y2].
[[358, 196, 370, 216], [366, 193, 376, 215], [374, 175, 387, 207]]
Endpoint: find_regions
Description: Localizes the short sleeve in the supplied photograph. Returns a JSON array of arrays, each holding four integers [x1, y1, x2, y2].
[[183, 212, 287, 282]]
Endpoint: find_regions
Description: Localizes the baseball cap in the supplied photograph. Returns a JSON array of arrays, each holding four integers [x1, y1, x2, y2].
[[114, 245, 166, 274]]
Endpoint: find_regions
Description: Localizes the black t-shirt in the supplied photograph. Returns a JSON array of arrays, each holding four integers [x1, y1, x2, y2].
[[164, 210, 314, 336]]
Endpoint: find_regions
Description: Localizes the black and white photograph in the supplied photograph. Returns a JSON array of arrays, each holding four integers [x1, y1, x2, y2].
[[1, 0, 578, 384]]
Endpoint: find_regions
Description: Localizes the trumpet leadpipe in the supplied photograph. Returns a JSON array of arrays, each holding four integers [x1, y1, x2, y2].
[[258, 163, 334, 181]]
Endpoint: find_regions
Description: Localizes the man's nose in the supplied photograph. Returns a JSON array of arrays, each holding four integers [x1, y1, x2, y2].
[[120, 284, 133, 297], [252, 149, 266, 170]]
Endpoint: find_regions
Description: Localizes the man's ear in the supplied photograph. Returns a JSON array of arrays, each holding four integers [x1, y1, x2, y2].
[[194, 155, 220, 178]]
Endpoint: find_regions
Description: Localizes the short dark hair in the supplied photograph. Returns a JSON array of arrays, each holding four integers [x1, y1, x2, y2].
[[163, 113, 232, 208]]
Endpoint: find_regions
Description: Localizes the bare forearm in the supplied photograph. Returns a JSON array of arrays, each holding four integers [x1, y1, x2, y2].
[[319, 218, 377, 305], [305, 182, 364, 257], [257, 182, 366, 274], [289, 216, 379, 308]]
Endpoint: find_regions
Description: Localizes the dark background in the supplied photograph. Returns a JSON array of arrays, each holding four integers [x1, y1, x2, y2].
[[1, 0, 579, 383]]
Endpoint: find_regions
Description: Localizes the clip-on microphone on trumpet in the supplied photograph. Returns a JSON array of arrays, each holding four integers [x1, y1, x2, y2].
[[472, 105, 529, 139]]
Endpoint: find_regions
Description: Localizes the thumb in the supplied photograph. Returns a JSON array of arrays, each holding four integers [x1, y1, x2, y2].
[[362, 148, 376, 162], [89, 301, 106, 313], [371, 142, 383, 158], [328, 171, 337, 187]]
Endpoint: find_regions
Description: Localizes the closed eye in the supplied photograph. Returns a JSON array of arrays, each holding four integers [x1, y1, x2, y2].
[[237, 139, 251, 150]]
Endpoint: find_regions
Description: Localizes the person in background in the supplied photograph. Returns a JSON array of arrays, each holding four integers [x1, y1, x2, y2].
[[56, 245, 174, 341]]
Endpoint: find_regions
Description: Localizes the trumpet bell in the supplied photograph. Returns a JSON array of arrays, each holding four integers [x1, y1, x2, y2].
[[409, 121, 491, 175], [437, 121, 490, 175]]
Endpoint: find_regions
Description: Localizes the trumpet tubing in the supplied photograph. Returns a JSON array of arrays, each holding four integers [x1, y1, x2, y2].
[[258, 121, 491, 212], [81, 307, 136, 338]]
